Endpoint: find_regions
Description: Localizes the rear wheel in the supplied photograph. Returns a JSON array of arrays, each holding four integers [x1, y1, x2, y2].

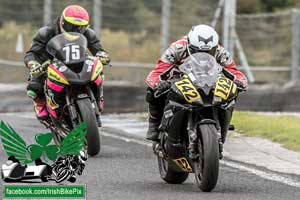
[[76, 98, 100, 156], [195, 124, 219, 192], [157, 135, 189, 184], [158, 156, 189, 184]]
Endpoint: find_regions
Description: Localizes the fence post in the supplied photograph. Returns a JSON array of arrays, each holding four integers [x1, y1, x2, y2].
[[211, 0, 225, 28], [161, 0, 171, 54], [43, 0, 52, 26], [234, 30, 255, 83], [93, 0, 102, 37], [291, 9, 299, 83], [222, 0, 231, 49], [228, 0, 236, 55]]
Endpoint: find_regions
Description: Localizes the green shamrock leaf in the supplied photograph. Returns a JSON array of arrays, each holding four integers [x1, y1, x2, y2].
[[35, 133, 53, 147], [27, 144, 43, 160], [28, 133, 58, 162], [44, 145, 60, 161]]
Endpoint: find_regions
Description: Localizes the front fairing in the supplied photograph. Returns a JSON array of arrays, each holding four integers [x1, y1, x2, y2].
[[168, 53, 222, 106], [48, 57, 99, 85], [168, 75, 214, 107], [179, 53, 222, 94], [46, 32, 87, 65], [168, 53, 238, 108], [46, 32, 104, 86]]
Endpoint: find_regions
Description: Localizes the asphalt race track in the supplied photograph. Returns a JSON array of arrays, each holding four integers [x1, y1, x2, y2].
[[0, 113, 300, 200]]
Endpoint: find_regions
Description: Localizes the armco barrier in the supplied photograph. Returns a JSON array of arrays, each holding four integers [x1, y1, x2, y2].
[[0, 82, 148, 113], [1, 83, 300, 113]]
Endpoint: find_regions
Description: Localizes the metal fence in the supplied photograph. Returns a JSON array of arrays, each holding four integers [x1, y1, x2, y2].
[[236, 10, 300, 83], [0, 0, 299, 84]]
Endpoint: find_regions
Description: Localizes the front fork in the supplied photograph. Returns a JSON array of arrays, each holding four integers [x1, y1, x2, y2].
[[186, 109, 221, 161], [65, 91, 77, 129], [65, 86, 100, 129], [88, 85, 101, 116], [186, 111, 199, 160]]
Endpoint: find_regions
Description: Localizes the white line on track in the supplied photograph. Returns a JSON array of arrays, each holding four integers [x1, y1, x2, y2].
[[102, 132, 151, 147], [102, 131, 300, 189]]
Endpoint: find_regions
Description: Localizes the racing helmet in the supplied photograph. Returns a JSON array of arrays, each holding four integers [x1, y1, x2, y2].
[[59, 5, 89, 34], [187, 25, 219, 56]]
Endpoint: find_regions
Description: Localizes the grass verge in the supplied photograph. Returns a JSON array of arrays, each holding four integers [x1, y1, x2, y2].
[[232, 111, 300, 151]]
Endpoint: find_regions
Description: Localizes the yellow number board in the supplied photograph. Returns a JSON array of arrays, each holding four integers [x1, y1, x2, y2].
[[175, 78, 201, 103], [214, 76, 234, 100]]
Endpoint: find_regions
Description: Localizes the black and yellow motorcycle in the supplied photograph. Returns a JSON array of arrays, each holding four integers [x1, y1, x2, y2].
[[153, 52, 241, 192]]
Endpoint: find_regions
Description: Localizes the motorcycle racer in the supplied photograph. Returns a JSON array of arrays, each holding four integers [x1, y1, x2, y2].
[[145, 24, 248, 148], [24, 5, 110, 126]]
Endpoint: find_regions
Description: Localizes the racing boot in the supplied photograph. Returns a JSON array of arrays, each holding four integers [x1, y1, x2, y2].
[[96, 99, 104, 127], [96, 115, 102, 127], [146, 104, 163, 141], [218, 108, 234, 159], [218, 138, 224, 160], [27, 90, 49, 121], [33, 98, 48, 120]]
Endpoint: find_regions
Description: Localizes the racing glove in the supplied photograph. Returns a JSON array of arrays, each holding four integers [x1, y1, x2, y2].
[[234, 78, 248, 91], [216, 48, 232, 66], [28, 61, 43, 77], [154, 80, 171, 97], [96, 51, 110, 65]]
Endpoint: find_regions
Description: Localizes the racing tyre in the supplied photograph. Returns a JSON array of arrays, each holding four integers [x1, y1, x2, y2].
[[158, 156, 189, 184], [195, 124, 219, 192], [157, 135, 189, 184], [76, 98, 101, 156]]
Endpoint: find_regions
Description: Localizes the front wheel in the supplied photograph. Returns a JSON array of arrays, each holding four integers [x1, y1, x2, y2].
[[76, 98, 100, 156], [194, 124, 219, 192]]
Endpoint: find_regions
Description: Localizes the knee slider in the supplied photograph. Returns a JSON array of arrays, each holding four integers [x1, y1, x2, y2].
[[27, 90, 37, 100]]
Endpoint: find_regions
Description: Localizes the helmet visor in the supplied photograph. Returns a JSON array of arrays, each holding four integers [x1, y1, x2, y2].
[[188, 44, 217, 56], [62, 20, 88, 34]]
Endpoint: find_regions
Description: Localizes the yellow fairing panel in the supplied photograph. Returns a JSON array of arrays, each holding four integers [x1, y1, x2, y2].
[[47, 67, 69, 85], [214, 76, 234, 100], [91, 60, 103, 81]]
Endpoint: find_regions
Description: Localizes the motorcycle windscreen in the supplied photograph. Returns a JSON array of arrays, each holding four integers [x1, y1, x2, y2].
[[46, 32, 87, 65], [179, 52, 222, 94]]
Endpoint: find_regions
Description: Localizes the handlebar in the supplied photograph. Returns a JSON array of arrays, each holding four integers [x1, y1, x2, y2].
[[103, 63, 112, 67], [237, 87, 247, 92], [41, 60, 51, 70], [154, 88, 170, 98]]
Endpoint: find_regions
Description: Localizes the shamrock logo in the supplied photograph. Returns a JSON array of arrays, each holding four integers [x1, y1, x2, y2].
[[27, 133, 60, 161], [0, 121, 87, 165]]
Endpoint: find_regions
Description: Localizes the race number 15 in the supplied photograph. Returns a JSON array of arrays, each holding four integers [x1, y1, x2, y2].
[[63, 45, 80, 62]]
